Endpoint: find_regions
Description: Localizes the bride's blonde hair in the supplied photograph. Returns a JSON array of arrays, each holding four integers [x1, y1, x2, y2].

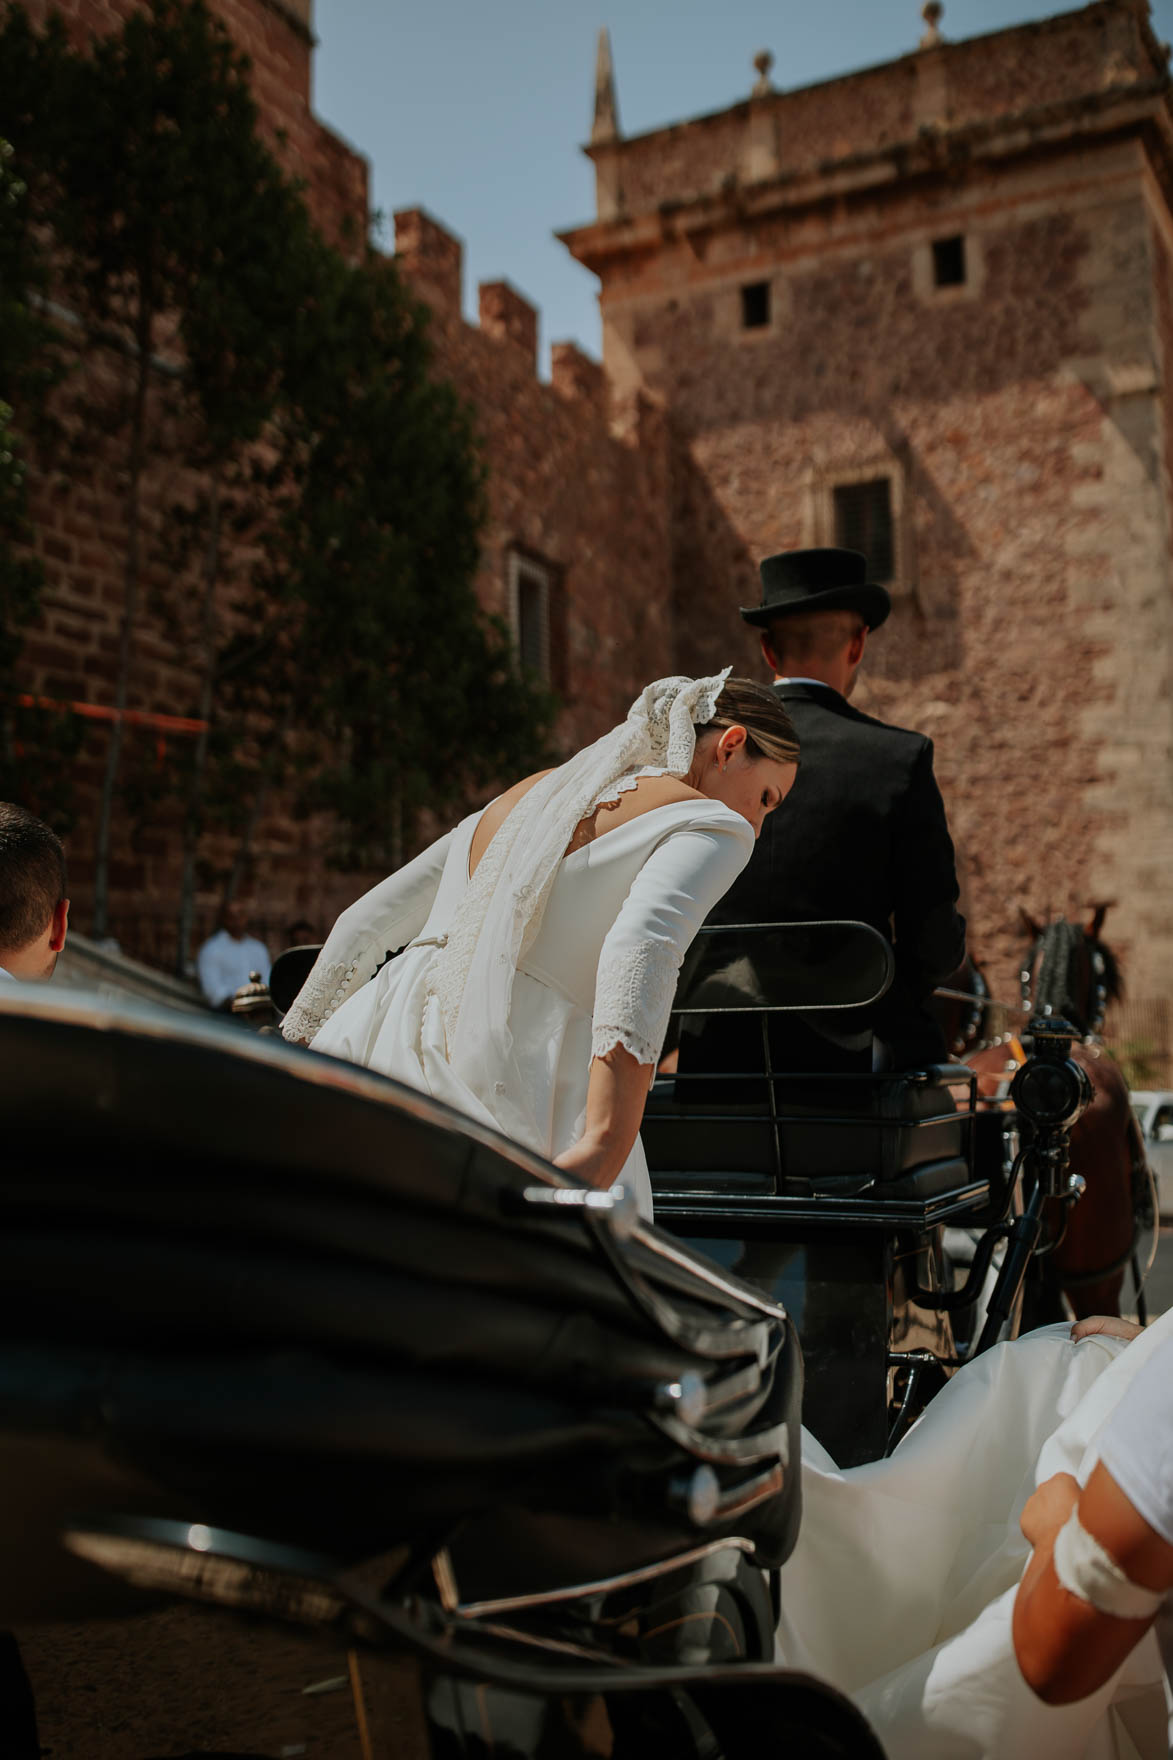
[[699, 676, 800, 767]]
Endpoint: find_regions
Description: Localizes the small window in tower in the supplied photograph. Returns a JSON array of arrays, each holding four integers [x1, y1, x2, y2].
[[833, 479, 894, 583], [508, 549, 552, 681], [741, 281, 771, 329], [932, 235, 966, 288]]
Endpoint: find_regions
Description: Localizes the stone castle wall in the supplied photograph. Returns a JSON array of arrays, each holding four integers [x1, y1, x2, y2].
[[10, 0, 1173, 1051], [391, 209, 671, 754], [11, 0, 672, 966]]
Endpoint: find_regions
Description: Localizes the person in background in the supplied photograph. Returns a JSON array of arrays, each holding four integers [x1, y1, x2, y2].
[[285, 917, 316, 949], [0, 802, 69, 982], [196, 900, 270, 1011]]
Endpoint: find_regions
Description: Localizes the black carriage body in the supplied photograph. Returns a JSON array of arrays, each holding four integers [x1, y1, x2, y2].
[[646, 923, 995, 1466], [0, 985, 900, 1760]]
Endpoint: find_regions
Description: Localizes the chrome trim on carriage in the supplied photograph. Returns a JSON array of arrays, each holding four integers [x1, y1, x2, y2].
[[453, 1536, 756, 1619]]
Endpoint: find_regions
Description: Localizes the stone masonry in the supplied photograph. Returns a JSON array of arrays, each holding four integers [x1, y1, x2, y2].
[[562, 0, 1173, 1031], [9, 0, 1173, 1053]]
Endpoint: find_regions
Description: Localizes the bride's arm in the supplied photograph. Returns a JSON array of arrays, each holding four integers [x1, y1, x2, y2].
[[553, 1042, 653, 1189], [281, 827, 457, 1046], [555, 812, 754, 1188]]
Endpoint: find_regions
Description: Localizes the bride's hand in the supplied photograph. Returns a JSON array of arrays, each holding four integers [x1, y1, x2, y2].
[[553, 1130, 622, 1191], [1020, 1472, 1080, 1550], [553, 1045, 655, 1191], [1071, 1316, 1143, 1343]]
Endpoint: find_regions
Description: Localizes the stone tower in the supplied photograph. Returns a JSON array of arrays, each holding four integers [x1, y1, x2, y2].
[[562, 0, 1173, 1025]]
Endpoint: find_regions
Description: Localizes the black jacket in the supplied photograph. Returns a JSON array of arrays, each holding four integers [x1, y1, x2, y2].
[[704, 681, 966, 1067]]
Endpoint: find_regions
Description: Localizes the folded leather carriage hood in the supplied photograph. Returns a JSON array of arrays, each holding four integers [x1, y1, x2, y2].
[[0, 987, 802, 1619]]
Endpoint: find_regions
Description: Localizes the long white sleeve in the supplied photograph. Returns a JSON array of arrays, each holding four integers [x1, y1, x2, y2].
[[281, 829, 456, 1045], [591, 810, 754, 1066]]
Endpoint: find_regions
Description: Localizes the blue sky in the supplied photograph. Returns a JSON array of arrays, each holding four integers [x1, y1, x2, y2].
[[314, 0, 1173, 374]]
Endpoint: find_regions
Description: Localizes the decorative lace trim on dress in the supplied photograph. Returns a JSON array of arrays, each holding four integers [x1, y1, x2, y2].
[[591, 1025, 663, 1067], [592, 932, 683, 1069], [590, 765, 674, 812], [280, 956, 360, 1045]]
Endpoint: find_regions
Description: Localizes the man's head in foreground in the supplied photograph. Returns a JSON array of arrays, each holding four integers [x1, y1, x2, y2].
[[0, 803, 69, 980]]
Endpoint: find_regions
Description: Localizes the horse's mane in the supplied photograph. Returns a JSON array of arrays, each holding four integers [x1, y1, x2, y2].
[[1030, 916, 1124, 1030]]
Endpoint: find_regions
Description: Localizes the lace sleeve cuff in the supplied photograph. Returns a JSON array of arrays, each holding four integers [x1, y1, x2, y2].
[[591, 934, 684, 1070], [280, 954, 364, 1046], [590, 1024, 663, 1067]]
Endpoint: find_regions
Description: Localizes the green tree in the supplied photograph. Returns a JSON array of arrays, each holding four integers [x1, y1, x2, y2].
[[166, 117, 319, 971], [28, 0, 319, 937], [0, 106, 78, 813], [0, 136, 43, 679], [1, 0, 554, 955], [0, 1, 74, 682]]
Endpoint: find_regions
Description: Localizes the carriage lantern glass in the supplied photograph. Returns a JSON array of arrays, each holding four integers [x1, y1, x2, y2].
[[1011, 1017, 1093, 1136]]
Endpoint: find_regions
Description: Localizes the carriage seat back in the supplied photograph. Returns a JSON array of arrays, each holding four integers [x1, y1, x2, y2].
[[645, 1067, 971, 1196]]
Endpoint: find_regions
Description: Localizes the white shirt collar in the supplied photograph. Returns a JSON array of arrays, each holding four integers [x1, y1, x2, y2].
[[0, 965, 14, 980], [774, 676, 832, 690]]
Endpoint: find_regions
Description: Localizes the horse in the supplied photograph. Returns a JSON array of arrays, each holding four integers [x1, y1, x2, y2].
[[938, 909, 1151, 1323]]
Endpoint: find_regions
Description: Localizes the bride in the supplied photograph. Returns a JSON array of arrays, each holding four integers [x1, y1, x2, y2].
[[281, 670, 799, 1216]]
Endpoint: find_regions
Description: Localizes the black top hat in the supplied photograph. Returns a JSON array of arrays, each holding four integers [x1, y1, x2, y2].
[[740, 548, 891, 631]]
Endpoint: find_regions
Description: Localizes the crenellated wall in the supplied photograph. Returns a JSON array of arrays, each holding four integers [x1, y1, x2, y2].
[[392, 209, 672, 753]]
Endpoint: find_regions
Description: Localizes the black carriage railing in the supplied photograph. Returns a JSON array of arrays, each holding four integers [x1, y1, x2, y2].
[[667, 918, 895, 1016], [646, 921, 983, 1215]]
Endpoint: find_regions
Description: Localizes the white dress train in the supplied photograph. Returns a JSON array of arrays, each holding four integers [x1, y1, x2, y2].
[[778, 1309, 1173, 1758]]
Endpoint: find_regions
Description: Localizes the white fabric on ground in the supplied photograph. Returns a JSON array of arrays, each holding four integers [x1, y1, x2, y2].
[[776, 1311, 1173, 1758]]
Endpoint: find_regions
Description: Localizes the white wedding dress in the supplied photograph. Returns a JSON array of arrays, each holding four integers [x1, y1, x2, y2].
[[282, 793, 754, 1217], [781, 1308, 1172, 1759]]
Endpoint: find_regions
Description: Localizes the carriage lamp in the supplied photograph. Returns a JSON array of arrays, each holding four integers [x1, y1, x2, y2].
[[972, 1016, 1093, 1355], [1010, 1016, 1093, 1137]]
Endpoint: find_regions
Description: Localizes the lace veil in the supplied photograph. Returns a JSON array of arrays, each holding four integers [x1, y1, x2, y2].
[[423, 668, 731, 1151]]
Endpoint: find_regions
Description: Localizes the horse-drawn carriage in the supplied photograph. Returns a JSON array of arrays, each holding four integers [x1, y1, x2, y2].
[[0, 916, 1135, 1757]]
